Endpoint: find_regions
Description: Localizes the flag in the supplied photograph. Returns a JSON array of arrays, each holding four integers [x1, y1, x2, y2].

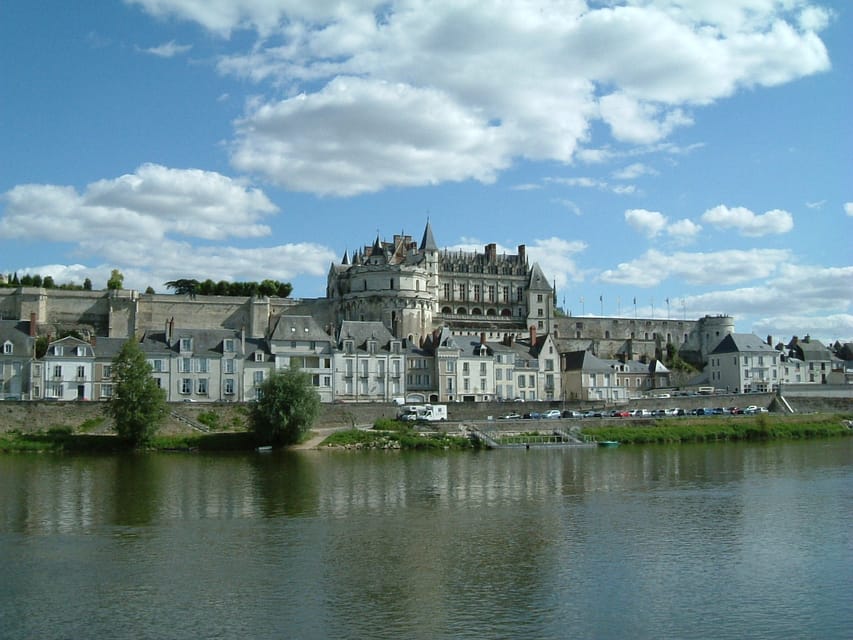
[[633, 297, 636, 305]]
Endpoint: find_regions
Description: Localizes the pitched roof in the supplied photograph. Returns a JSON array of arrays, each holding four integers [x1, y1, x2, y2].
[[527, 263, 552, 292], [338, 320, 396, 349], [0, 320, 34, 356], [711, 333, 776, 355], [420, 220, 438, 252], [269, 315, 332, 342]]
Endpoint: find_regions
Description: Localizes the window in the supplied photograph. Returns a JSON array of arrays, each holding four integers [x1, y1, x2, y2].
[[361, 360, 369, 377], [181, 378, 192, 394], [180, 338, 192, 352], [2, 342, 11, 354], [103, 365, 112, 379], [224, 378, 235, 395], [223, 339, 235, 352], [502, 286, 509, 302], [496, 368, 502, 381], [480, 362, 487, 375], [180, 358, 191, 373], [53, 365, 62, 378], [197, 379, 208, 395], [463, 362, 469, 374], [444, 283, 451, 299], [100, 384, 113, 399], [517, 287, 523, 302], [77, 365, 85, 378], [152, 360, 163, 372], [54, 346, 63, 356], [474, 285, 480, 302], [446, 361, 455, 373], [518, 375, 525, 388], [488, 286, 495, 302], [224, 359, 235, 374], [480, 377, 486, 390], [253, 371, 264, 384], [378, 360, 385, 377], [529, 375, 535, 387], [537, 294, 543, 302], [196, 359, 209, 373], [254, 352, 264, 362]]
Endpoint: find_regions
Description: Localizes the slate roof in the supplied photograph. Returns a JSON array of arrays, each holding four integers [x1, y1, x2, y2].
[[92, 337, 130, 360], [269, 315, 332, 343], [711, 333, 777, 355], [338, 320, 396, 350], [0, 320, 34, 356]]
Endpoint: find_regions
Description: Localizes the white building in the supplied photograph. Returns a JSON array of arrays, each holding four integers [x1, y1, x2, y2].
[[333, 320, 405, 402], [707, 333, 780, 393]]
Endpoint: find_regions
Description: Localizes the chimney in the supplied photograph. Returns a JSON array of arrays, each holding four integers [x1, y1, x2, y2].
[[485, 243, 496, 262], [480, 332, 486, 345], [529, 325, 536, 345], [241, 326, 246, 355], [29, 312, 37, 337], [518, 244, 526, 264]]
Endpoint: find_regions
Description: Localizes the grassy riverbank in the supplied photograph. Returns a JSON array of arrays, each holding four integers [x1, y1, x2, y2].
[[320, 418, 479, 450], [0, 428, 261, 453], [580, 413, 852, 444]]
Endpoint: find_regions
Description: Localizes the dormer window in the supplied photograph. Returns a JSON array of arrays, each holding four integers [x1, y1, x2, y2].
[[54, 346, 63, 356], [223, 339, 235, 352], [345, 340, 354, 355], [2, 341, 11, 355], [254, 351, 264, 362], [76, 346, 86, 356], [180, 338, 192, 352], [368, 340, 377, 354]]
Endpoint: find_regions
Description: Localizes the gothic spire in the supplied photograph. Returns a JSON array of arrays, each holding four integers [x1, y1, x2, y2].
[[420, 219, 438, 252]]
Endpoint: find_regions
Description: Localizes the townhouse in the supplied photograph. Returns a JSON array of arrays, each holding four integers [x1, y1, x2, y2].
[[0, 320, 34, 401], [706, 333, 780, 394]]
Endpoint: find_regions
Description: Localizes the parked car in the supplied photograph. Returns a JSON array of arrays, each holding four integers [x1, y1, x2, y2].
[[612, 410, 631, 418], [542, 409, 562, 419], [523, 412, 541, 419], [501, 413, 522, 420], [562, 410, 583, 418]]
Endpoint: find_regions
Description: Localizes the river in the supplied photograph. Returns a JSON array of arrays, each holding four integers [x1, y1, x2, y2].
[[1, 439, 850, 639]]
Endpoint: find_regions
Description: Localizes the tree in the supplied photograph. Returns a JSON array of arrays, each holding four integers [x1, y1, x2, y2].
[[107, 269, 124, 290], [42, 275, 55, 288], [164, 278, 199, 297], [250, 366, 320, 445], [145, 286, 155, 294], [83, 277, 92, 291], [105, 338, 167, 447]]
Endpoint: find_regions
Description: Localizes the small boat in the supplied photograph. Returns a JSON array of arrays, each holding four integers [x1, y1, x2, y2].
[[255, 445, 273, 453], [597, 440, 620, 448]]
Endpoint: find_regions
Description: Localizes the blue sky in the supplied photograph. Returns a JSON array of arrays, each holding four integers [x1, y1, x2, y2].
[[1, 1, 850, 345]]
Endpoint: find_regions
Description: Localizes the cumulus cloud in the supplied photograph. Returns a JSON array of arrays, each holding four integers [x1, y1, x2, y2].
[[232, 78, 510, 196], [138, 40, 192, 57], [0, 165, 337, 291], [701, 205, 794, 236], [600, 248, 791, 287], [678, 264, 853, 342], [624, 209, 702, 242], [625, 209, 668, 238], [0, 164, 277, 242], [845, 202, 853, 216], [121, 0, 834, 196]]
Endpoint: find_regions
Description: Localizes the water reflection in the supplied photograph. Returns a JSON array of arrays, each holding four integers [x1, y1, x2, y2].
[[0, 440, 850, 640]]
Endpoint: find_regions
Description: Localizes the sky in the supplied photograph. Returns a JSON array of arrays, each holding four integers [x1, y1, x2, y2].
[[1, 0, 851, 346]]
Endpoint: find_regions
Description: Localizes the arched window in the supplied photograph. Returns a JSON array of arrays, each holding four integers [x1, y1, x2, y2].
[[471, 308, 482, 315], [501, 309, 511, 317], [486, 308, 497, 316], [457, 307, 467, 315], [441, 306, 452, 314]]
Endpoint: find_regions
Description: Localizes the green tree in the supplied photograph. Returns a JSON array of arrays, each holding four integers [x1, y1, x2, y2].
[[107, 269, 124, 290], [83, 277, 92, 291], [105, 338, 167, 447], [164, 278, 200, 296], [42, 275, 55, 288], [145, 286, 155, 294], [250, 366, 320, 445]]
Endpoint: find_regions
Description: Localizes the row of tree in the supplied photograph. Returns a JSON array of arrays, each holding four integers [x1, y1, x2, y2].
[[107, 339, 317, 447], [1, 270, 292, 299], [2, 273, 94, 290], [164, 278, 292, 298]]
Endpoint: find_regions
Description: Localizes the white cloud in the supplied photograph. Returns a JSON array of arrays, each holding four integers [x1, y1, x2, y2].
[[138, 40, 192, 58], [845, 202, 853, 217], [701, 205, 794, 236], [599, 248, 791, 287], [1, 164, 278, 242], [0, 165, 337, 291], [551, 199, 582, 216], [626, 208, 668, 238], [612, 163, 658, 180], [679, 264, 853, 342], [123, 0, 834, 196], [624, 209, 701, 242], [667, 218, 702, 242], [231, 77, 510, 196]]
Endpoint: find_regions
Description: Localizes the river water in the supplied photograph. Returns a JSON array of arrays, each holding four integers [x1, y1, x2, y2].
[[1, 439, 850, 640]]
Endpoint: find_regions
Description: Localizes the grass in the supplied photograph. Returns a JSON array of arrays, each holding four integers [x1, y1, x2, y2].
[[580, 413, 853, 445], [321, 418, 479, 451]]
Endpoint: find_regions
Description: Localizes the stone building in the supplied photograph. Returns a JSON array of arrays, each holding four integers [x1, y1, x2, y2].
[[325, 221, 555, 346]]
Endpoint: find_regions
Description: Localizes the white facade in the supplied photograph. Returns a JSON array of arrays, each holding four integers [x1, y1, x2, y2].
[[707, 334, 780, 394]]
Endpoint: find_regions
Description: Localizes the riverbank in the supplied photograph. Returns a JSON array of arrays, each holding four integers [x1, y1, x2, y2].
[[579, 413, 853, 444], [1, 413, 849, 453]]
